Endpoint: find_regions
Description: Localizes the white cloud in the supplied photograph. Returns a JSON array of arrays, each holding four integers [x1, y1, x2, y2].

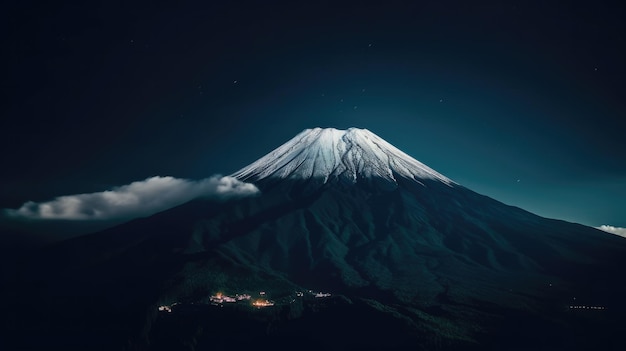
[[596, 225, 626, 239], [5, 175, 259, 220]]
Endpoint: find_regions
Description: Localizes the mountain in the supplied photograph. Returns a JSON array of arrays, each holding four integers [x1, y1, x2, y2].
[[233, 127, 453, 185], [4, 128, 626, 351]]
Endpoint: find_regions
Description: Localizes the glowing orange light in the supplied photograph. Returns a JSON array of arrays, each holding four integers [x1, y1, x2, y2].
[[252, 299, 274, 308]]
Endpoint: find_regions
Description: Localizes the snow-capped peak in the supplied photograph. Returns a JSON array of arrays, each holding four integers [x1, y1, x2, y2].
[[232, 127, 455, 186]]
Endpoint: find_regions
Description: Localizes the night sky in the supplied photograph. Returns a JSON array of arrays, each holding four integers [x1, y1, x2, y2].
[[2, 0, 625, 234]]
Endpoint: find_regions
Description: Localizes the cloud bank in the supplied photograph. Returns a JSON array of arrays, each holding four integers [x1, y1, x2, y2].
[[5, 175, 259, 221], [596, 225, 626, 239]]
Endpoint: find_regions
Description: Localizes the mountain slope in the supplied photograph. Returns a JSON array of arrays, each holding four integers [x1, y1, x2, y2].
[[234, 127, 454, 185]]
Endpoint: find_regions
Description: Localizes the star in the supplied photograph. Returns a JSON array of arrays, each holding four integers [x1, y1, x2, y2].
[[594, 67, 598, 71], [439, 99, 443, 103], [368, 43, 372, 47], [353, 106, 357, 110]]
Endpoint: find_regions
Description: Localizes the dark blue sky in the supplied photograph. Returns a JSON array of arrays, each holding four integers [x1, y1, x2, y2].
[[2, 0, 625, 228]]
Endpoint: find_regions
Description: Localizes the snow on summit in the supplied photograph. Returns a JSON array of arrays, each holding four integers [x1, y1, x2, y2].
[[233, 127, 455, 186]]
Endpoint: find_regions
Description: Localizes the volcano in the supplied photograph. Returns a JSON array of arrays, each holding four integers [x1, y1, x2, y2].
[[233, 127, 453, 184], [5, 128, 626, 351]]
